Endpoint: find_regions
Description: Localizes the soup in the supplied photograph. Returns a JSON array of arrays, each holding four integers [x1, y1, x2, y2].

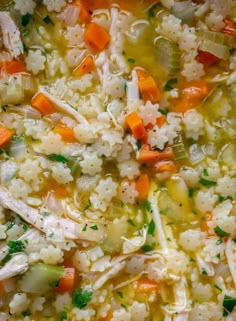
[[0, 0, 235, 320]]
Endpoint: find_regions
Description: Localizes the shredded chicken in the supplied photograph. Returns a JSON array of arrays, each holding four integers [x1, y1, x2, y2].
[[0, 186, 107, 242], [0, 11, 23, 58], [38, 88, 88, 124], [0, 254, 28, 281]]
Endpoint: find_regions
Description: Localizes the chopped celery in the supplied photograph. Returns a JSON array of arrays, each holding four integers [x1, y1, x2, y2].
[[155, 37, 181, 75], [199, 39, 230, 60], [173, 132, 188, 160], [67, 157, 82, 177], [19, 263, 65, 294], [199, 30, 235, 46], [218, 142, 236, 167], [215, 119, 236, 138]]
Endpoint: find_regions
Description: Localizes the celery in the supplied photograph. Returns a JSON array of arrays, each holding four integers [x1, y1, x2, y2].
[[199, 30, 235, 46], [155, 37, 181, 75], [199, 39, 230, 60], [19, 263, 65, 294]]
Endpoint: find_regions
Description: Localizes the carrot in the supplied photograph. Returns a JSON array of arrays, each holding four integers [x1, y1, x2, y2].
[[135, 174, 150, 199], [31, 93, 54, 115], [56, 267, 75, 293], [136, 69, 162, 103], [73, 0, 92, 22], [201, 213, 215, 236], [155, 162, 177, 173], [84, 22, 110, 52], [125, 111, 147, 140], [53, 124, 76, 142], [196, 50, 220, 67], [138, 144, 174, 163], [0, 124, 13, 147], [0, 60, 26, 74], [156, 114, 166, 128], [73, 55, 96, 76], [221, 17, 236, 36], [133, 277, 160, 293]]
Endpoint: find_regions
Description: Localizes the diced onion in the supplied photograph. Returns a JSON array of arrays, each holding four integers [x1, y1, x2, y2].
[[189, 144, 205, 165]]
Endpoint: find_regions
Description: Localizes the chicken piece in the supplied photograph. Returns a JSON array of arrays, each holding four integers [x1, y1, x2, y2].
[[0, 254, 28, 281], [0, 11, 23, 58], [0, 186, 107, 242]]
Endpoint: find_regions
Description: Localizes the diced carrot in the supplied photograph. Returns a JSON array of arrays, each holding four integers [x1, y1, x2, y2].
[[135, 174, 150, 199], [73, 0, 92, 22], [84, 22, 110, 52], [175, 98, 193, 113], [138, 144, 174, 163], [0, 60, 27, 74], [0, 124, 13, 147], [125, 111, 147, 140], [57, 267, 75, 293], [155, 162, 177, 173], [156, 114, 166, 128], [53, 124, 76, 142], [196, 50, 220, 67], [31, 93, 54, 115], [221, 17, 236, 36], [136, 69, 162, 103], [201, 213, 215, 236], [133, 277, 160, 293], [73, 55, 96, 76]]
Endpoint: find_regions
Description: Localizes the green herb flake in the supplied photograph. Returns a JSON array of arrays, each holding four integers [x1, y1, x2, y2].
[[203, 168, 209, 176], [82, 225, 87, 232], [141, 244, 154, 252], [72, 288, 93, 309], [214, 226, 230, 238], [42, 211, 51, 217], [201, 268, 208, 275], [22, 311, 32, 317], [164, 78, 178, 91], [127, 57, 136, 64], [5, 221, 14, 229], [22, 223, 28, 231], [189, 257, 196, 263], [148, 2, 162, 17], [136, 140, 141, 150], [127, 219, 136, 227], [216, 239, 223, 245], [120, 201, 125, 208], [49, 280, 60, 288], [43, 15, 55, 26], [147, 219, 155, 236], [23, 29, 29, 37], [233, 238, 236, 244], [48, 232, 54, 238], [222, 295, 236, 315], [21, 13, 32, 27], [90, 225, 98, 230], [121, 303, 127, 309], [145, 200, 152, 212], [166, 237, 171, 241], [214, 284, 222, 292], [216, 253, 221, 259], [1, 105, 8, 112], [59, 311, 68, 321], [12, 136, 23, 143], [83, 200, 91, 212], [48, 154, 68, 164], [2, 240, 24, 263], [188, 187, 195, 198], [117, 291, 124, 298], [199, 178, 217, 187], [166, 222, 174, 226]]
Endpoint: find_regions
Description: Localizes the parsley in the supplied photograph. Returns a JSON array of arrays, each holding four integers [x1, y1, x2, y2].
[[136, 140, 141, 150], [5, 221, 14, 229], [216, 253, 221, 259], [48, 154, 68, 164], [147, 219, 155, 236], [159, 108, 169, 115], [214, 226, 230, 238], [43, 15, 55, 26], [59, 311, 67, 321], [82, 225, 87, 232], [166, 237, 171, 241], [166, 222, 174, 226], [120, 201, 125, 208], [121, 303, 127, 308], [12, 136, 23, 143], [141, 244, 153, 252], [127, 57, 136, 64], [117, 291, 124, 298], [199, 178, 217, 187], [201, 268, 208, 275], [2, 240, 24, 263], [48, 232, 54, 238], [90, 225, 98, 230], [42, 211, 51, 217], [233, 238, 236, 244], [188, 187, 195, 198], [144, 200, 152, 212], [22, 311, 31, 317], [189, 257, 196, 263], [216, 239, 223, 245], [127, 219, 136, 227], [148, 2, 161, 17], [49, 280, 60, 288], [22, 223, 28, 231], [83, 200, 91, 212], [1, 105, 8, 112], [214, 284, 222, 292], [72, 288, 93, 309], [23, 29, 29, 37], [203, 168, 209, 176], [219, 195, 233, 203], [124, 82, 127, 92], [164, 78, 178, 91], [222, 295, 236, 316], [21, 13, 32, 27]]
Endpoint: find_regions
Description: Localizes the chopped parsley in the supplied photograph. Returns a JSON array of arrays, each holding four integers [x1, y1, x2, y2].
[[48, 154, 68, 164], [189, 257, 196, 263], [141, 244, 154, 252], [59, 311, 68, 321], [23, 29, 29, 37], [214, 284, 222, 292], [22, 311, 32, 317], [148, 2, 162, 17], [222, 295, 236, 316], [117, 291, 124, 298], [216, 239, 223, 245], [201, 268, 208, 275], [203, 168, 209, 176], [43, 15, 55, 26], [90, 225, 98, 230], [42, 211, 51, 217], [121, 303, 127, 309], [199, 178, 217, 187], [136, 139, 141, 150], [12, 136, 23, 143], [216, 253, 221, 259], [1, 105, 8, 112], [2, 240, 24, 263], [49, 280, 60, 288], [127, 57, 136, 64], [83, 200, 91, 212], [164, 78, 178, 91], [214, 226, 230, 238], [21, 13, 32, 27], [72, 288, 93, 309], [82, 225, 87, 232], [147, 219, 155, 236], [127, 219, 136, 227]]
